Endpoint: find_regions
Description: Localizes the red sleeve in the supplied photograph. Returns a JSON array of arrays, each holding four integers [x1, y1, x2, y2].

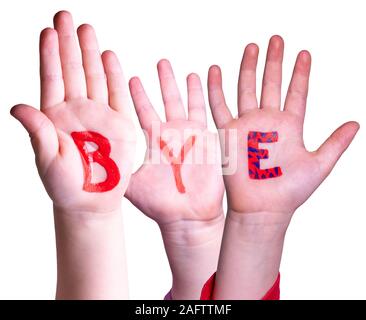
[[200, 273, 280, 300]]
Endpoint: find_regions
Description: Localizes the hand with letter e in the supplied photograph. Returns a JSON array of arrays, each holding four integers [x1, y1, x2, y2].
[[205, 35, 359, 299]]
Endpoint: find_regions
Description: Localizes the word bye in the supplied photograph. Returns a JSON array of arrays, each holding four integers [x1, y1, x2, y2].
[[71, 131, 120, 192], [247, 131, 282, 179]]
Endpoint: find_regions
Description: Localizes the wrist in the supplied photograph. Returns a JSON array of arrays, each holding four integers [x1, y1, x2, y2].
[[159, 210, 225, 247], [213, 209, 292, 300], [226, 209, 293, 243], [159, 210, 225, 300], [53, 205, 128, 299], [53, 204, 123, 227]]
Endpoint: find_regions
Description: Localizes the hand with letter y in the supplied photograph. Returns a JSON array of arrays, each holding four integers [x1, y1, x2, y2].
[[11, 11, 136, 299], [127, 59, 225, 299], [204, 35, 359, 299]]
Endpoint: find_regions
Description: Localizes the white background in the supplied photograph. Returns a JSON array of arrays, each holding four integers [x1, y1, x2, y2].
[[0, 0, 365, 299]]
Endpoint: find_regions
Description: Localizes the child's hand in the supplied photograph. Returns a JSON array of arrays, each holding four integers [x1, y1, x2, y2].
[[127, 60, 225, 299], [208, 35, 359, 216], [11, 11, 135, 214], [127, 60, 224, 223], [208, 36, 359, 299], [11, 11, 134, 299]]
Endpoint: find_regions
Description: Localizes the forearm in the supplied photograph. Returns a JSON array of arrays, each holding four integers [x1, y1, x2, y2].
[[213, 210, 292, 300], [160, 212, 225, 300], [53, 206, 128, 299]]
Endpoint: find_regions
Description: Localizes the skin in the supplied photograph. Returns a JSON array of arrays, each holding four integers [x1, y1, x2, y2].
[[126, 60, 225, 299], [11, 11, 135, 299], [208, 35, 359, 299]]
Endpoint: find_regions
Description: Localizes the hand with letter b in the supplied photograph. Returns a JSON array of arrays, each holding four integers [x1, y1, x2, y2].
[[11, 11, 135, 299]]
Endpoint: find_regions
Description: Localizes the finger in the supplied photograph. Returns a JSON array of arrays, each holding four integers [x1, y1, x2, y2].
[[102, 50, 129, 115], [10, 104, 59, 165], [53, 11, 86, 99], [207, 65, 233, 128], [77, 24, 108, 103], [284, 50, 311, 121], [157, 59, 186, 121], [39, 28, 64, 109], [260, 35, 284, 110], [129, 77, 161, 130], [238, 43, 259, 114], [187, 73, 207, 126], [315, 121, 360, 176]]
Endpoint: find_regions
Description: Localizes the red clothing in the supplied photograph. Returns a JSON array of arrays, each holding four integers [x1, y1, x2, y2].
[[200, 273, 280, 300]]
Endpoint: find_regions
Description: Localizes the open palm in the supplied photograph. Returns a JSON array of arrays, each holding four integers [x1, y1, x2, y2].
[[208, 36, 359, 214], [11, 12, 135, 213], [126, 60, 224, 224]]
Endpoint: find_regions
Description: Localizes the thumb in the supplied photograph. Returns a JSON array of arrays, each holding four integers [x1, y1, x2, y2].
[[124, 172, 136, 201], [316, 121, 360, 176], [11, 104, 59, 164]]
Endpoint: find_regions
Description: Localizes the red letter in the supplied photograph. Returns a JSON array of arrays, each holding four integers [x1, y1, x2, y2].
[[71, 131, 120, 192], [247, 131, 282, 179], [159, 135, 196, 193]]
